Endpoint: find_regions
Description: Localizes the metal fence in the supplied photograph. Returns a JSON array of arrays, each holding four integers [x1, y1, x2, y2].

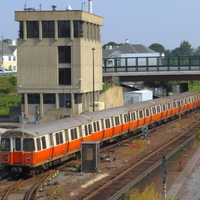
[[103, 56, 200, 73]]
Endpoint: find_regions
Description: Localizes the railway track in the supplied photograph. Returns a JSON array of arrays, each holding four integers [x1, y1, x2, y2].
[[0, 180, 24, 200], [82, 121, 200, 200], [23, 170, 57, 200]]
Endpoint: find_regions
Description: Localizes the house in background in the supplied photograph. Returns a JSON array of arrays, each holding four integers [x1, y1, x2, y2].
[[0, 40, 17, 72], [103, 43, 162, 70]]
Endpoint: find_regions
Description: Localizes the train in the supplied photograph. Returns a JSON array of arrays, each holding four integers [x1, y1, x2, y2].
[[0, 92, 200, 173]]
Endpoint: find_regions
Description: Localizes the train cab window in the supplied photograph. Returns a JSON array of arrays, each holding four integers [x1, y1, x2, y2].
[[23, 138, 35, 152], [71, 128, 78, 140], [65, 130, 69, 141], [105, 119, 110, 128], [41, 137, 47, 149], [0, 138, 10, 151], [36, 138, 41, 151], [15, 138, 21, 151], [115, 116, 120, 125]]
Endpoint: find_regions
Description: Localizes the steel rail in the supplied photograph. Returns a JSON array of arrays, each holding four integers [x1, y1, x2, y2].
[[82, 121, 200, 200]]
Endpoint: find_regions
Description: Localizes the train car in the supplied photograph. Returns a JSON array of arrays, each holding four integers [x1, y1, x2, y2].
[[0, 92, 200, 173]]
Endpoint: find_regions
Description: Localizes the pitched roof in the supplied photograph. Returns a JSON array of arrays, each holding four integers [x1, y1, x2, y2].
[[103, 43, 156, 58]]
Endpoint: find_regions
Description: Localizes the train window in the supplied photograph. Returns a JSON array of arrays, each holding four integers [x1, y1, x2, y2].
[[101, 119, 105, 130], [115, 116, 120, 125], [131, 112, 136, 120], [173, 102, 176, 108], [0, 138, 10, 151], [162, 105, 166, 111], [23, 138, 35, 152], [105, 119, 110, 128], [157, 106, 161, 113], [152, 107, 156, 114], [93, 122, 97, 132], [71, 128, 78, 140], [65, 130, 69, 141], [168, 103, 171, 109], [36, 138, 41, 151], [177, 101, 181, 107], [96, 122, 100, 131], [111, 117, 115, 127], [85, 125, 88, 136], [79, 126, 82, 137], [49, 134, 54, 146], [139, 110, 143, 118], [146, 109, 150, 117], [15, 138, 21, 151], [56, 132, 64, 144], [88, 124, 93, 134], [120, 114, 124, 123], [41, 137, 47, 149]]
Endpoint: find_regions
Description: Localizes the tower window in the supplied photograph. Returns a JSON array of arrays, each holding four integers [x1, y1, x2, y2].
[[58, 46, 71, 64], [58, 21, 70, 38], [27, 21, 39, 38], [59, 68, 71, 85], [42, 21, 55, 38]]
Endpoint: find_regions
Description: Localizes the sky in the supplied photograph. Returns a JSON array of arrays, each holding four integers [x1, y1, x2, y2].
[[0, 0, 200, 49]]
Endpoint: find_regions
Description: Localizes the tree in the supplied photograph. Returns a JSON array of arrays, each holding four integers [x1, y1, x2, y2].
[[171, 41, 193, 56], [149, 43, 165, 54]]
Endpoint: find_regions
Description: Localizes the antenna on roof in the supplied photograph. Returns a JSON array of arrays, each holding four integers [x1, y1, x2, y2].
[[39, 4, 42, 11], [24, 0, 28, 10], [81, 0, 86, 11], [88, 0, 93, 13]]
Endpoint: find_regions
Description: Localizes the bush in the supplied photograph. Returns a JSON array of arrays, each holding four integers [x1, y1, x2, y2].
[[196, 131, 200, 141]]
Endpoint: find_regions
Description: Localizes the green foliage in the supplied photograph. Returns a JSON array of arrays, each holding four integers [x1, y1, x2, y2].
[[170, 41, 193, 56], [102, 82, 113, 92], [149, 43, 165, 53], [0, 95, 21, 116], [188, 81, 200, 92], [0, 76, 17, 94]]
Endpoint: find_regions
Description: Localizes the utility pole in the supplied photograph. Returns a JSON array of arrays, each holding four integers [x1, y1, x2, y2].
[[92, 48, 95, 112], [1, 35, 3, 65]]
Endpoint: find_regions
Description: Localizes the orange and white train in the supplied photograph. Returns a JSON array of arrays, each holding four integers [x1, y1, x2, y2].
[[0, 92, 200, 172]]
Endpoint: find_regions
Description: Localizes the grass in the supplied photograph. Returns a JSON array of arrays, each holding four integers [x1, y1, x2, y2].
[[128, 184, 177, 200]]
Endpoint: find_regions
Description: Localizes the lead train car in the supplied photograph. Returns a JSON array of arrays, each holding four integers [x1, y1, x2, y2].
[[0, 92, 200, 172]]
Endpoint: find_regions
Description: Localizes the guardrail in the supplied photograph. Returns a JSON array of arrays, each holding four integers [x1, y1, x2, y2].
[[103, 56, 200, 73]]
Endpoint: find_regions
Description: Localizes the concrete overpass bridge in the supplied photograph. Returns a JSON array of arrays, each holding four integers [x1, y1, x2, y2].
[[103, 56, 200, 81]]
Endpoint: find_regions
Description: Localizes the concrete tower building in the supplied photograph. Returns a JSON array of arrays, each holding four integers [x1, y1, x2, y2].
[[15, 8, 103, 119]]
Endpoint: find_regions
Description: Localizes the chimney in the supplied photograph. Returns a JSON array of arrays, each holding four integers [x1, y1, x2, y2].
[[88, 0, 93, 13]]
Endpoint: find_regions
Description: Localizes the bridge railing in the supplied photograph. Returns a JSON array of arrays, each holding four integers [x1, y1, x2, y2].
[[103, 56, 200, 73]]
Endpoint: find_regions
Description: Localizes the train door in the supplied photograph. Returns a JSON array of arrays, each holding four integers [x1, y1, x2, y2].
[[49, 133, 54, 161], [12, 137, 23, 165], [64, 130, 70, 155]]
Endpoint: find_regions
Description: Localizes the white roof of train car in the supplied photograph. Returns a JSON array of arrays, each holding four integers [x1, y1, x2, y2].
[[2, 92, 199, 137]]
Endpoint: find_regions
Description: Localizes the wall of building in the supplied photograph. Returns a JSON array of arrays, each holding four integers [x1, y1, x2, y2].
[[99, 85, 124, 109]]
